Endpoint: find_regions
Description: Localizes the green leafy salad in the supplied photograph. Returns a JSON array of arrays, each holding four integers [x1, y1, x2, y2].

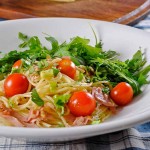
[[1, 32, 149, 94]]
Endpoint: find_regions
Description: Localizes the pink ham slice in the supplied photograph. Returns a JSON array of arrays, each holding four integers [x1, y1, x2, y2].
[[92, 87, 117, 109]]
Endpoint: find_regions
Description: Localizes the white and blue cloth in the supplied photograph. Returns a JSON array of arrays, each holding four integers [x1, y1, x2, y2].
[[0, 14, 150, 150]]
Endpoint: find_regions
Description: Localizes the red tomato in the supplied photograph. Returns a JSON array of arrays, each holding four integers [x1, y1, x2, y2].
[[57, 58, 76, 79], [4, 73, 29, 97], [13, 60, 22, 69], [110, 82, 134, 106], [68, 91, 96, 117]]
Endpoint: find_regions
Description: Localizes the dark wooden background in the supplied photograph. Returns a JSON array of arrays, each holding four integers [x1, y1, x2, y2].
[[0, 0, 150, 25]]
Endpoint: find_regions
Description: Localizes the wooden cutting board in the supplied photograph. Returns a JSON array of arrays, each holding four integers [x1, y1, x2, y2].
[[0, 0, 150, 25]]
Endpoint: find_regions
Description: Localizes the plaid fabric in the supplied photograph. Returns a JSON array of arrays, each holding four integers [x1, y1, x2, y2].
[[0, 127, 150, 150], [0, 14, 150, 150], [134, 14, 150, 32]]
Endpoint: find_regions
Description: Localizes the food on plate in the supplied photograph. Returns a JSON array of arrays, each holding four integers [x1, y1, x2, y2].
[[0, 32, 149, 128]]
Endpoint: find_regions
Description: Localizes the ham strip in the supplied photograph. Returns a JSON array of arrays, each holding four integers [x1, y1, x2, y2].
[[27, 109, 40, 122], [0, 113, 24, 127], [73, 116, 91, 126], [92, 87, 117, 107]]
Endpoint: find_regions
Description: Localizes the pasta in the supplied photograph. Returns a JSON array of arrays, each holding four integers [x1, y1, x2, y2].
[[0, 57, 115, 128]]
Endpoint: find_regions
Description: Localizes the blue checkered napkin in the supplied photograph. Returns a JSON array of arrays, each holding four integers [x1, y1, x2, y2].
[[0, 126, 150, 150], [0, 14, 150, 150], [134, 13, 150, 32]]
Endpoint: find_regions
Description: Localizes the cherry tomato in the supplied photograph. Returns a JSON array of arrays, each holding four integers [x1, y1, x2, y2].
[[13, 60, 22, 69], [57, 58, 76, 79], [68, 91, 96, 117], [4, 73, 29, 97], [110, 82, 134, 106]]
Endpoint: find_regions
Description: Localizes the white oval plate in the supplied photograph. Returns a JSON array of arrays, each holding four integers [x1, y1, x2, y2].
[[0, 18, 150, 142]]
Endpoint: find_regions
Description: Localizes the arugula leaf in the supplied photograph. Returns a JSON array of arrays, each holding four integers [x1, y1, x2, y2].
[[125, 50, 150, 88], [95, 41, 103, 48], [53, 94, 71, 115], [69, 36, 101, 58], [126, 50, 146, 73], [18, 32, 29, 48], [45, 36, 59, 55], [53, 46, 71, 58], [0, 50, 21, 74], [31, 88, 44, 106], [52, 67, 60, 77], [137, 65, 150, 86], [18, 32, 28, 41]]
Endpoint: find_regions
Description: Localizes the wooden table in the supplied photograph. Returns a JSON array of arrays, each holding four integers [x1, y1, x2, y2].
[[0, 0, 150, 25]]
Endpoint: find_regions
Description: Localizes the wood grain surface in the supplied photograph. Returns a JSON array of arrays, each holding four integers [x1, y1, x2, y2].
[[0, 0, 150, 25]]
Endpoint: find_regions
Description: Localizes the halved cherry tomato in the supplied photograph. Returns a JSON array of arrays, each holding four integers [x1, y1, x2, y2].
[[110, 82, 134, 106], [57, 58, 76, 79], [13, 59, 22, 69], [68, 91, 96, 117], [4, 73, 29, 97]]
